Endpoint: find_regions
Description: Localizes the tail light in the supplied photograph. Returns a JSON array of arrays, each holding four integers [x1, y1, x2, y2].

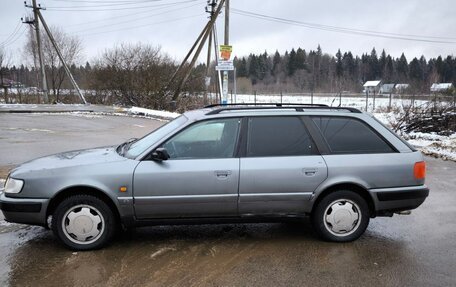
[[414, 161, 426, 180]]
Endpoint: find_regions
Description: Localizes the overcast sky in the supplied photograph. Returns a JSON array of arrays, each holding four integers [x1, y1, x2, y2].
[[1, 0, 455, 65]]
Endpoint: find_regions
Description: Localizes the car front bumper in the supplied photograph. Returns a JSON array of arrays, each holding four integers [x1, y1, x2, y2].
[[369, 185, 429, 214], [0, 192, 49, 226]]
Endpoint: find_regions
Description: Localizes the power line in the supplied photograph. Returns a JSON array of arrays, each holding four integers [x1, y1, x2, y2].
[[76, 13, 204, 37], [47, 0, 169, 9], [49, 0, 163, 3], [46, 0, 200, 11], [0, 21, 23, 47], [0, 26, 27, 49], [232, 8, 456, 44], [65, 1, 196, 27], [68, 2, 201, 33]]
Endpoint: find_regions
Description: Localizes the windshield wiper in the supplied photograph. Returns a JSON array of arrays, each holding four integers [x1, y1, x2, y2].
[[117, 138, 138, 156]]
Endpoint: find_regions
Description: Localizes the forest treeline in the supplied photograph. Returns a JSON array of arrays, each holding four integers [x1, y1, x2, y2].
[[232, 45, 456, 94], [4, 45, 456, 96]]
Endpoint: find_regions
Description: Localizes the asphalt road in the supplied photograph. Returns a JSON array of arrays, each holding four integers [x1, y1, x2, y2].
[[0, 113, 455, 287]]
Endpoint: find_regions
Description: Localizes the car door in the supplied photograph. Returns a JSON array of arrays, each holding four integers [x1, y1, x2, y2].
[[239, 116, 328, 216], [133, 117, 241, 219]]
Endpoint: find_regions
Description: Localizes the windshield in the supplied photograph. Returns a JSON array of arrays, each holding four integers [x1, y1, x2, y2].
[[123, 115, 188, 159]]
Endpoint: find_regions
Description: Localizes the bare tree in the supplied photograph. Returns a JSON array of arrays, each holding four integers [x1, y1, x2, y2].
[[91, 43, 175, 108], [24, 26, 83, 102]]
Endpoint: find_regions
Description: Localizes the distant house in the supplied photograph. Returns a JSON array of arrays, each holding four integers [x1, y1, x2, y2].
[[0, 78, 25, 96], [380, 84, 395, 94], [395, 84, 410, 93], [430, 83, 454, 93], [0, 78, 24, 88], [0, 78, 14, 88], [363, 80, 382, 94]]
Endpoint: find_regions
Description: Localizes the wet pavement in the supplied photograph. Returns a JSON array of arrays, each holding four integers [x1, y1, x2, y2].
[[0, 113, 455, 287], [0, 113, 163, 169]]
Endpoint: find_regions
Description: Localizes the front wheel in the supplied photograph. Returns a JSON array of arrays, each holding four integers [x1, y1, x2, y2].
[[52, 195, 116, 250], [311, 190, 370, 242]]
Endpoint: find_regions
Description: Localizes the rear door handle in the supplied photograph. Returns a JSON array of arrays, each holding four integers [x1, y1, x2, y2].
[[303, 168, 318, 176], [215, 170, 232, 178]]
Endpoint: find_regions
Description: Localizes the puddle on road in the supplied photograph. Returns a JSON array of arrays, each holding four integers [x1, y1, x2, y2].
[[0, 208, 454, 287], [0, 222, 49, 286], [0, 220, 440, 287]]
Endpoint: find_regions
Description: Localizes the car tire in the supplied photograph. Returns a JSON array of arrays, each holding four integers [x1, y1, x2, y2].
[[52, 194, 116, 250], [311, 190, 370, 242]]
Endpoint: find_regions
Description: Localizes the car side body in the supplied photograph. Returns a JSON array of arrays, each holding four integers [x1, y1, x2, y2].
[[0, 105, 429, 250]]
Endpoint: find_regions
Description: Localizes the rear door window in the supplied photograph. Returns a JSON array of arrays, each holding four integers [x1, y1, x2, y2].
[[311, 116, 394, 154], [247, 117, 318, 157]]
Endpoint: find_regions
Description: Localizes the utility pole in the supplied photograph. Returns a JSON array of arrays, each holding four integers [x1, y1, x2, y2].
[[224, 0, 229, 45], [169, 0, 225, 101], [204, 0, 217, 105], [30, 0, 49, 103], [213, 24, 223, 103], [222, 0, 229, 104], [25, 1, 87, 104], [37, 11, 87, 104]]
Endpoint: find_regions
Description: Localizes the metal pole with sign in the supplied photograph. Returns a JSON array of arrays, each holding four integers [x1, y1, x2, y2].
[[218, 44, 232, 105]]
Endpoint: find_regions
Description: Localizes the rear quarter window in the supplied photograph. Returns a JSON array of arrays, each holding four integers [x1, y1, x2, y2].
[[311, 116, 395, 154]]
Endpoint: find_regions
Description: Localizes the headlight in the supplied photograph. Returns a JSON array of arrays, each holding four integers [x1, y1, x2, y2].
[[4, 177, 24, 194]]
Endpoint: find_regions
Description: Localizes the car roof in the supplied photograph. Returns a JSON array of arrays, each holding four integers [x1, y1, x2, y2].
[[183, 104, 364, 121]]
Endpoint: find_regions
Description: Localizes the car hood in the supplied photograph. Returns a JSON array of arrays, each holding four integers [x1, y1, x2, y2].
[[10, 146, 127, 177]]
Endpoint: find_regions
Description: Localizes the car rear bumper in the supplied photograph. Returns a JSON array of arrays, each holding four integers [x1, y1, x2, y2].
[[369, 185, 429, 214], [0, 192, 49, 226]]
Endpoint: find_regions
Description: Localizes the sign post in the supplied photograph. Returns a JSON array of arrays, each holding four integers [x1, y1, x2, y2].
[[218, 45, 232, 105]]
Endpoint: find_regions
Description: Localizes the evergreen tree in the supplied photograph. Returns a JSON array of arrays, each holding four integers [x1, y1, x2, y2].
[[409, 57, 423, 82], [369, 48, 380, 79], [342, 51, 356, 80], [379, 49, 387, 79], [335, 49, 343, 79], [295, 48, 307, 70], [287, 48, 297, 76], [272, 50, 281, 76], [397, 53, 409, 81], [237, 57, 248, 77], [384, 55, 394, 82]]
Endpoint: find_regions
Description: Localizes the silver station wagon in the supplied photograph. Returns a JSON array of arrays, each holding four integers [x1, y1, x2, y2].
[[0, 104, 429, 250]]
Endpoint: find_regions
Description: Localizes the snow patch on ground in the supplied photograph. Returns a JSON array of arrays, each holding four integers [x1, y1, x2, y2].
[[0, 220, 17, 227], [234, 94, 428, 111], [373, 112, 456, 162], [407, 132, 456, 161], [62, 112, 105, 119], [0, 104, 39, 109], [127, 107, 180, 120]]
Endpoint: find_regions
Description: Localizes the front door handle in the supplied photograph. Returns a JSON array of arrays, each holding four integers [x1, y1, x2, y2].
[[215, 170, 232, 178]]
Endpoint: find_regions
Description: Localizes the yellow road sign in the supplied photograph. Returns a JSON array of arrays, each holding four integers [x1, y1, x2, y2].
[[219, 45, 232, 52]]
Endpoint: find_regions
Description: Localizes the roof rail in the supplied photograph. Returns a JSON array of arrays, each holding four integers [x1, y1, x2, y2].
[[204, 103, 362, 115], [204, 103, 329, 108]]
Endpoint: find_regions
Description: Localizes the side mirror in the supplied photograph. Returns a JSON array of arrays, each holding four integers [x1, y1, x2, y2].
[[151, 147, 170, 162]]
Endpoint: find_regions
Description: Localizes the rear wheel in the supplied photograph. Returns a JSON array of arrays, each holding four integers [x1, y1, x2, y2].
[[52, 195, 116, 250], [312, 190, 370, 242]]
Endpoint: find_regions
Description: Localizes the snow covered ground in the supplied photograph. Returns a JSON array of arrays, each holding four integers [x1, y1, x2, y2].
[[233, 94, 428, 111], [126, 106, 180, 120], [403, 132, 456, 161]]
